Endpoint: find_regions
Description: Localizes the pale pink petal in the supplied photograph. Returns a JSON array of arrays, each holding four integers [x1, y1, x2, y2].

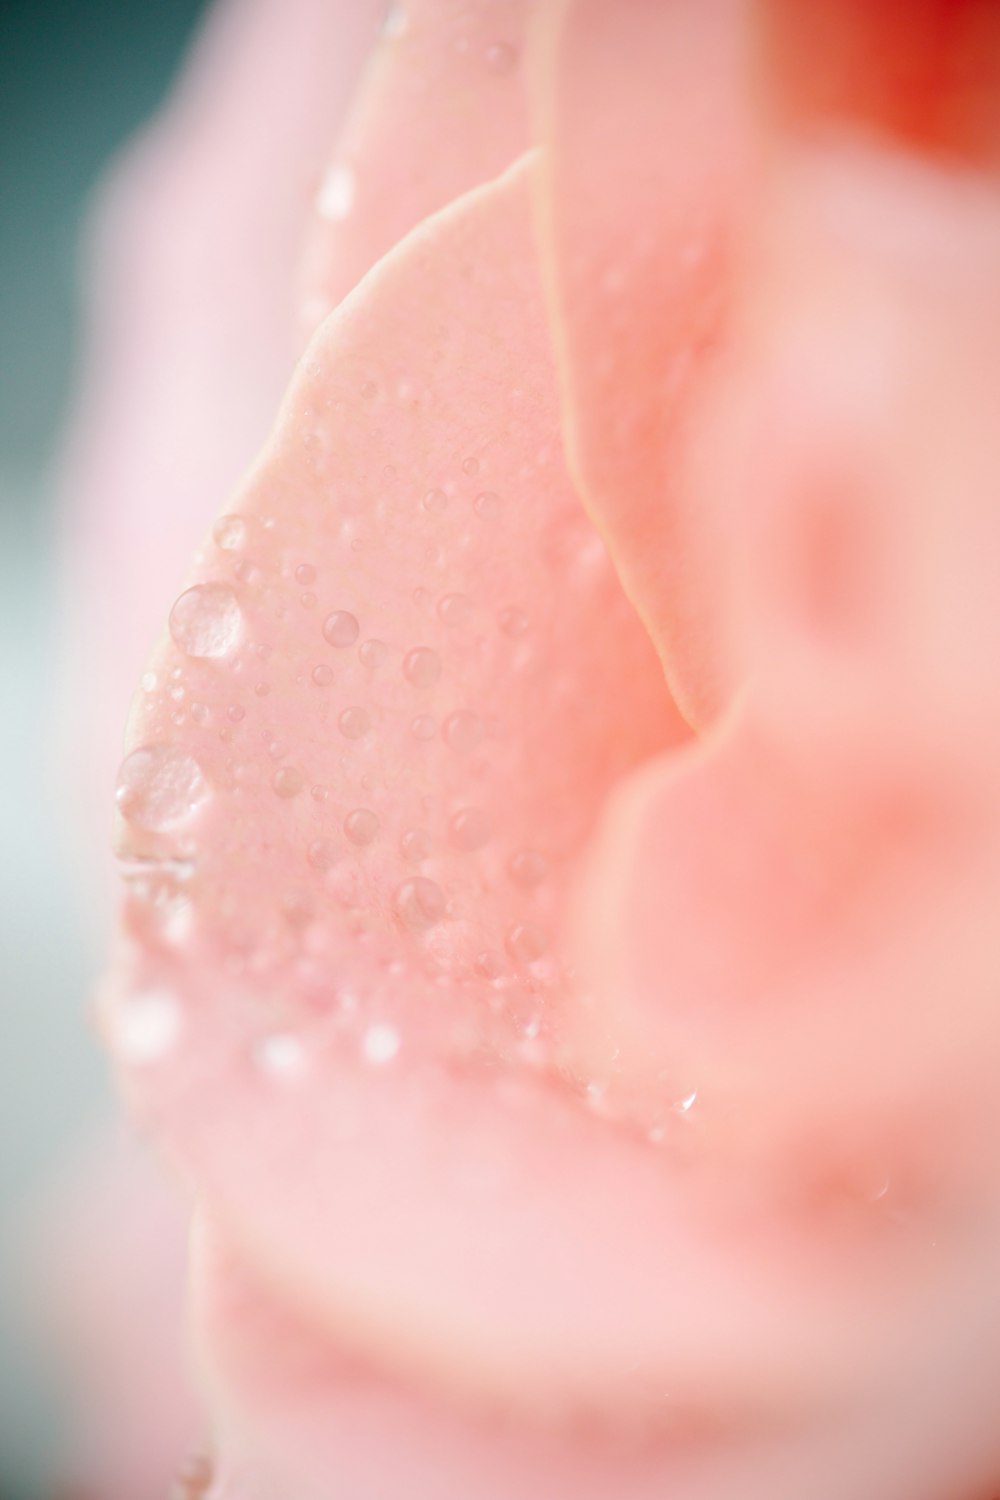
[[57, 0, 383, 898], [296, 0, 533, 341]]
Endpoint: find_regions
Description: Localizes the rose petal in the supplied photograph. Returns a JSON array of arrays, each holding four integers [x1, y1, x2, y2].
[[296, 0, 533, 341], [57, 0, 384, 895], [531, 0, 757, 727]]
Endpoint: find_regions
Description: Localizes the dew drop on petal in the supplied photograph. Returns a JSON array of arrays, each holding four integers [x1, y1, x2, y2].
[[474, 491, 502, 521], [438, 592, 472, 627], [344, 808, 379, 846], [338, 706, 371, 740], [295, 563, 316, 586], [394, 877, 446, 930], [169, 584, 242, 659], [401, 827, 431, 862], [510, 850, 548, 888], [443, 710, 483, 754], [116, 745, 209, 831], [323, 610, 360, 648], [358, 637, 388, 668], [213, 515, 247, 551], [307, 837, 339, 871], [422, 487, 447, 514], [403, 646, 442, 687], [272, 766, 304, 799], [505, 922, 547, 964], [449, 807, 491, 851], [411, 715, 437, 741], [312, 664, 334, 687]]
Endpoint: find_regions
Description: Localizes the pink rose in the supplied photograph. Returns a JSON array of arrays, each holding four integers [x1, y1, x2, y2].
[[58, 2, 1000, 1496]]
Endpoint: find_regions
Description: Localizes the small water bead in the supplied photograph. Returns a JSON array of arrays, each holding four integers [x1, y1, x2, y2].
[[484, 39, 518, 74], [499, 605, 529, 637], [509, 850, 548, 888], [232, 559, 261, 586], [213, 514, 247, 551], [300, 592, 317, 609], [505, 922, 548, 964], [227, 704, 245, 723], [254, 681, 271, 697], [362, 1022, 401, 1065], [462, 456, 481, 477], [170, 582, 244, 660], [443, 710, 483, 754], [312, 664, 334, 687], [316, 162, 355, 221], [272, 766, 304, 799], [449, 807, 491, 852], [438, 592, 472, 627], [403, 647, 442, 688], [338, 706, 371, 739], [474, 491, 502, 521], [116, 745, 209, 831], [411, 715, 437, 741], [307, 837, 339, 871], [344, 808, 379, 846], [295, 563, 317, 586], [358, 637, 388, 668], [412, 586, 433, 612], [111, 988, 181, 1064], [401, 827, 432, 863], [422, 487, 447, 514], [394, 876, 446, 930]]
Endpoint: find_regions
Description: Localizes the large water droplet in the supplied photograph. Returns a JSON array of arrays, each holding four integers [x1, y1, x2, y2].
[[344, 808, 379, 846], [338, 706, 371, 740], [394, 877, 445, 930], [116, 745, 209, 831], [510, 850, 548, 888], [169, 584, 242, 659], [449, 807, 491, 852], [403, 647, 442, 687], [323, 610, 360, 648], [272, 766, 304, 799], [443, 710, 483, 754]]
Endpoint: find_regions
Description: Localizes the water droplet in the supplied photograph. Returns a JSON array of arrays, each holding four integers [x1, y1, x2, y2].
[[362, 1022, 401, 1065], [499, 605, 529, 637], [394, 877, 445, 930], [111, 988, 181, 1064], [401, 827, 431, 862], [300, 592, 317, 609], [141, 671, 158, 693], [403, 646, 441, 687], [338, 706, 370, 739], [312, 663, 334, 687], [505, 922, 547, 964], [358, 637, 387, 668], [462, 456, 481, 477], [344, 808, 379, 846], [449, 807, 491, 851], [438, 592, 472, 627], [509, 850, 547, 888], [307, 837, 339, 871], [169, 584, 242, 659], [272, 766, 304, 799], [474, 491, 502, 521], [254, 681, 270, 697], [254, 1033, 307, 1079], [443, 710, 483, 753], [295, 563, 316, 586], [323, 610, 360, 648], [316, 162, 355, 221], [116, 745, 209, 831], [213, 515, 247, 551], [484, 39, 518, 74], [422, 487, 447, 514], [676, 1090, 698, 1115], [227, 704, 245, 723], [411, 714, 437, 740]]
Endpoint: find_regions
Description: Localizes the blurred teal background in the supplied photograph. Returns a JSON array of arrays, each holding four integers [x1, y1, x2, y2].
[[0, 3, 204, 1493]]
